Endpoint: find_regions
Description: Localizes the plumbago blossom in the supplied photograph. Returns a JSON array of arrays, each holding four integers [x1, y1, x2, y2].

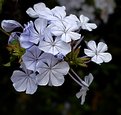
[[11, 63, 38, 94], [1, 2, 112, 105], [84, 40, 112, 64]]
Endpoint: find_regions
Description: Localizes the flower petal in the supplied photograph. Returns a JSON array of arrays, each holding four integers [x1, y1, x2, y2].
[[34, 3, 54, 20], [1, 20, 22, 32], [91, 55, 103, 64], [34, 18, 47, 34], [34, 2, 46, 13], [54, 38, 71, 55], [99, 53, 112, 63], [84, 23, 97, 31], [50, 25, 64, 36], [84, 49, 95, 57], [50, 72, 64, 86], [65, 14, 79, 25], [84, 73, 94, 86], [80, 15, 89, 23], [36, 71, 49, 86], [26, 8, 39, 18], [97, 42, 108, 53], [19, 35, 34, 49], [61, 33, 71, 42], [51, 6, 66, 20], [26, 74, 37, 94], [53, 61, 70, 75], [68, 32, 81, 41], [87, 40, 96, 51]]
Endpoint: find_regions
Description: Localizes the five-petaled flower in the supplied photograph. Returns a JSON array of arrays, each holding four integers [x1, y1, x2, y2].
[[78, 15, 97, 31], [22, 45, 46, 72], [36, 53, 70, 86], [84, 40, 112, 64], [39, 32, 71, 55], [50, 21, 81, 42], [11, 63, 38, 94]]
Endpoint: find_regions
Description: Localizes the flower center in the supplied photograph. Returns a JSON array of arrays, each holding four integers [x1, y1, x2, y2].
[[51, 42, 56, 46]]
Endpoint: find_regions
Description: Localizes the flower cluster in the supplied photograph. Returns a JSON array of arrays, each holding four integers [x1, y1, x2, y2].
[[1, 2, 112, 105]]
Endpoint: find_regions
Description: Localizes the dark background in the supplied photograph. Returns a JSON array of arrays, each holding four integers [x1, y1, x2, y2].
[[0, 0, 121, 115]]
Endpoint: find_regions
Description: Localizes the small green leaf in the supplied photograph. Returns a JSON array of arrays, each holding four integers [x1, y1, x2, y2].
[[65, 48, 90, 67], [74, 48, 80, 58], [3, 62, 11, 67]]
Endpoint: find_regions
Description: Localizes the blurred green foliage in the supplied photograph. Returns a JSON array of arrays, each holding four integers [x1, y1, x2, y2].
[[0, 0, 4, 12], [0, 0, 121, 115]]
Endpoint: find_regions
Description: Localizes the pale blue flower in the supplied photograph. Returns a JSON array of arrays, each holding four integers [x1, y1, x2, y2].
[[19, 19, 47, 49], [36, 53, 70, 86], [22, 45, 46, 72], [38, 32, 71, 55], [11, 63, 37, 94], [79, 15, 97, 31], [50, 21, 81, 42], [84, 40, 112, 64]]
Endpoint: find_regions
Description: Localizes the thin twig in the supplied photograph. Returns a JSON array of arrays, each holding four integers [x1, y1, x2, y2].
[[71, 69, 88, 87], [68, 72, 83, 87]]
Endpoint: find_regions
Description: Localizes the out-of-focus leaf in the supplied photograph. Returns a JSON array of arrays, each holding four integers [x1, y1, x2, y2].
[[3, 62, 11, 67], [0, 0, 4, 13]]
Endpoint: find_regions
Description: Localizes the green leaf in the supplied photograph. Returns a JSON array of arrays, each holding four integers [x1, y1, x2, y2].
[[65, 48, 90, 67], [74, 48, 80, 58], [3, 62, 11, 67]]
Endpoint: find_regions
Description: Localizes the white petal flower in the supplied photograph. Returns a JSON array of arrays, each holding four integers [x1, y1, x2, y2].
[[11, 63, 37, 94], [36, 53, 70, 86], [26, 2, 54, 20], [39, 32, 71, 55], [22, 46, 46, 71], [1, 20, 23, 32], [76, 73, 94, 105], [79, 15, 97, 31], [84, 40, 112, 64], [51, 22, 81, 42]]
